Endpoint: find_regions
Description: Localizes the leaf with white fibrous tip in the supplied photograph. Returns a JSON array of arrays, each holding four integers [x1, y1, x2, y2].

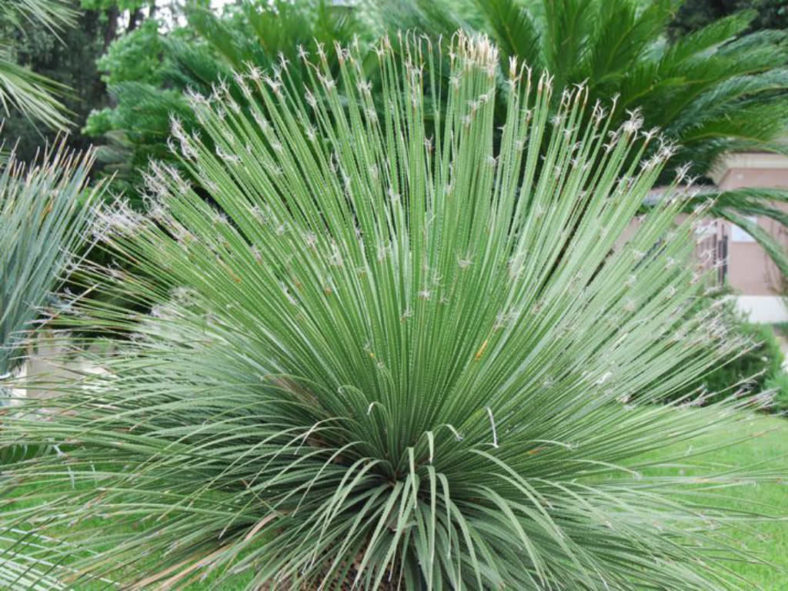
[[0, 137, 102, 588], [0, 138, 101, 378]]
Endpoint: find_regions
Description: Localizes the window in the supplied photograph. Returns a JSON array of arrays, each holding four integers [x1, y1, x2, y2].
[[730, 216, 757, 243]]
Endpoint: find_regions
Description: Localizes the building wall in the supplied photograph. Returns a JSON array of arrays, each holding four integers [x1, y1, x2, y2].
[[713, 154, 788, 297]]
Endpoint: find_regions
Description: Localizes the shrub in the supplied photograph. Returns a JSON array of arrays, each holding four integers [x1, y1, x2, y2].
[[765, 371, 788, 414], [0, 35, 774, 589], [85, 0, 369, 195], [702, 310, 783, 397], [673, 295, 787, 412]]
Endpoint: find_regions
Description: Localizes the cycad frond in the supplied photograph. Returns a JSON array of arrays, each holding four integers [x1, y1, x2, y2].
[[0, 0, 75, 130], [471, 0, 543, 69], [0, 0, 75, 34], [583, 0, 671, 86], [0, 35, 774, 589], [0, 53, 71, 131], [660, 10, 754, 66], [717, 208, 788, 278], [666, 68, 788, 136], [684, 187, 788, 278]]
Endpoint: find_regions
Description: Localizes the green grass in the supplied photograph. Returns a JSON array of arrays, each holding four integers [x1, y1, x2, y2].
[[647, 412, 788, 589], [711, 417, 787, 589], [771, 323, 788, 341]]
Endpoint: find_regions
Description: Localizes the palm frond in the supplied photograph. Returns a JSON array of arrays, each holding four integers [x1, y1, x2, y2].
[[0, 527, 115, 590], [710, 188, 788, 225], [0, 0, 76, 34], [0, 534, 66, 591], [0, 0, 77, 130], [660, 10, 754, 67], [471, 0, 543, 69], [716, 208, 788, 278], [0, 54, 71, 131], [684, 188, 788, 279]]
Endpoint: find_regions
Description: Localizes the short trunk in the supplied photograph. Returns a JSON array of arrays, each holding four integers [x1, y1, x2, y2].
[[103, 6, 119, 53]]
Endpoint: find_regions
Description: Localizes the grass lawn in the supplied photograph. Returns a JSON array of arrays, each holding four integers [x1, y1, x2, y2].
[[3, 410, 786, 589], [659, 413, 788, 589]]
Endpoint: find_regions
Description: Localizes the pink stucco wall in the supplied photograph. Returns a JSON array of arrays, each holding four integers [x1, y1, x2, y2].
[[715, 159, 788, 296]]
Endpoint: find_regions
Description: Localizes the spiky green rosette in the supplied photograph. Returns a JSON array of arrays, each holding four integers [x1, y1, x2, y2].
[[0, 144, 100, 587], [0, 35, 767, 589], [0, 145, 99, 400]]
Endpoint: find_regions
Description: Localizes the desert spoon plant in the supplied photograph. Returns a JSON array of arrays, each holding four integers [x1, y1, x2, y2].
[[0, 142, 100, 588], [0, 142, 99, 399], [0, 34, 774, 589]]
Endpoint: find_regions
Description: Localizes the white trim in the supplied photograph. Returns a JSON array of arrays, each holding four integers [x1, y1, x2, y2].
[[734, 296, 788, 324], [710, 152, 788, 185]]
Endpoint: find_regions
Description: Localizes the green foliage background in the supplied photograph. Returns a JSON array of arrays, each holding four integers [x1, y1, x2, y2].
[[693, 299, 787, 409], [670, 0, 788, 36], [1, 0, 109, 159]]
